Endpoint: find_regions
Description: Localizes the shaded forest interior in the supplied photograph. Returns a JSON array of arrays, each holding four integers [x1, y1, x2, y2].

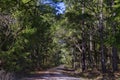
[[0, 0, 120, 79]]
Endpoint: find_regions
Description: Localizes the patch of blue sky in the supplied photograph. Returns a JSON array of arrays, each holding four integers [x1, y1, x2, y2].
[[55, 2, 66, 14], [40, 0, 66, 14], [41, 0, 53, 5]]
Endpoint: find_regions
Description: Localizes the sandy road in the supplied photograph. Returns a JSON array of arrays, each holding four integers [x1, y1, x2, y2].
[[20, 65, 81, 80]]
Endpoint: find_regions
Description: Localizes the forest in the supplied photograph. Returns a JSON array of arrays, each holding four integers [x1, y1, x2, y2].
[[0, 0, 120, 80]]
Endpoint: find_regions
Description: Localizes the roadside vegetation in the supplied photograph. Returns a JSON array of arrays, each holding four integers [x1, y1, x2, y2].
[[0, 0, 120, 79]]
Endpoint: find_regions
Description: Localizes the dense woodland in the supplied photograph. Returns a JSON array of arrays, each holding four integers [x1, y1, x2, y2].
[[0, 0, 120, 79]]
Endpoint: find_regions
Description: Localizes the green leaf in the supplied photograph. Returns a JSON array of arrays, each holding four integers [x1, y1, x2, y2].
[[22, 0, 30, 3]]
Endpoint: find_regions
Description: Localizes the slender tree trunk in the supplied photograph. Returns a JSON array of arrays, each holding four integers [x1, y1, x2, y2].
[[112, 46, 118, 71], [99, 0, 106, 73], [110, 0, 118, 72], [88, 28, 94, 69], [81, 1, 86, 72]]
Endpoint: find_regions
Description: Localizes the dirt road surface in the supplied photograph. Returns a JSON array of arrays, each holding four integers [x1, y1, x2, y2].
[[20, 65, 81, 80]]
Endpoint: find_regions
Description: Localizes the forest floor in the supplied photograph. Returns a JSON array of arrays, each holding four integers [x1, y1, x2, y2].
[[19, 65, 120, 80]]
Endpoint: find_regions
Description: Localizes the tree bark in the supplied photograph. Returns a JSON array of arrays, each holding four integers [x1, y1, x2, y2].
[[112, 46, 118, 72], [88, 30, 94, 68], [109, 0, 119, 72], [99, 0, 106, 73], [81, 0, 86, 72]]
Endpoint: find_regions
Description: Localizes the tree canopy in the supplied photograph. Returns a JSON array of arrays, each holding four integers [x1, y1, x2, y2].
[[0, 0, 120, 79]]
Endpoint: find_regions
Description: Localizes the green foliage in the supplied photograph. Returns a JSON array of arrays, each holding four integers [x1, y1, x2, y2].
[[0, 0, 56, 72], [22, 0, 31, 3], [0, 0, 120, 74]]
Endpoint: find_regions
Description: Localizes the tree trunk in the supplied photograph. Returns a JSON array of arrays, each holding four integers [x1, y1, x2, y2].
[[99, 0, 106, 73], [88, 29, 94, 69], [112, 46, 118, 71], [110, 0, 118, 72], [81, 1, 86, 72]]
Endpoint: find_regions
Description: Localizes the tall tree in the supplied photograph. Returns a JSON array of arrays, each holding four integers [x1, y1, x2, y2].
[[98, 0, 106, 73], [110, 0, 119, 72]]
